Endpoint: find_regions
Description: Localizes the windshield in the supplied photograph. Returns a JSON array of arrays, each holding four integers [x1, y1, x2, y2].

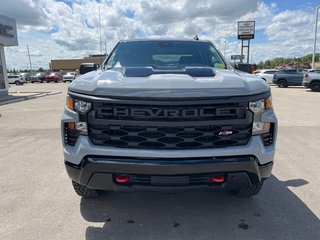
[[105, 41, 226, 69]]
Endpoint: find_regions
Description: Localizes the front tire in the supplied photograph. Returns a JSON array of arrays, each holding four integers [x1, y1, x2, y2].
[[72, 181, 99, 198], [277, 79, 288, 88], [230, 181, 264, 198], [15, 80, 21, 85], [310, 82, 320, 92]]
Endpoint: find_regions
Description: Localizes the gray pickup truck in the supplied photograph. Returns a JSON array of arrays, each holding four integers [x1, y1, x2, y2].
[[61, 39, 277, 198]]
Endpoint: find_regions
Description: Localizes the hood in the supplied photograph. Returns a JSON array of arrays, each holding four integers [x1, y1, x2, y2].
[[68, 67, 270, 98]]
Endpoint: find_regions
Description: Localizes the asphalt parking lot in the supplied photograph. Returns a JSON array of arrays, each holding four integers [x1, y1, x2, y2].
[[0, 83, 319, 240]]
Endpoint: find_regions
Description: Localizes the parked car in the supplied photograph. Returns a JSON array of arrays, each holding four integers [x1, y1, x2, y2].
[[234, 63, 256, 74], [46, 72, 62, 83], [7, 74, 26, 85], [254, 69, 278, 84], [63, 72, 77, 82], [31, 72, 47, 83], [272, 68, 307, 88], [302, 69, 320, 92], [79, 63, 98, 75], [19, 73, 31, 82]]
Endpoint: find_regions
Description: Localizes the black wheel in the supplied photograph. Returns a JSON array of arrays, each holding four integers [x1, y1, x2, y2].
[[230, 181, 264, 198], [15, 80, 21, 85], [310, 82, 320, 92], [277, 79, 288, 88], [72, 181, 99, 198]]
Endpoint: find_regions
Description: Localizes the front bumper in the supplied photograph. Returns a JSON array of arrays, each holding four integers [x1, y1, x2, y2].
[[65, 155, 273, 192]]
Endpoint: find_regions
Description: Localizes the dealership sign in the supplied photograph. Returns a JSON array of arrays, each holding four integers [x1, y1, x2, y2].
[[238, 21, 255, 40], [231, 55, 245, 60], [0, 14, 18, 46]]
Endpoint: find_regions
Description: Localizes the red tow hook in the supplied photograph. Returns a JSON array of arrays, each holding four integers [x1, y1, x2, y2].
[[210, 175, 225, 183], [115, 175, 130, 183]]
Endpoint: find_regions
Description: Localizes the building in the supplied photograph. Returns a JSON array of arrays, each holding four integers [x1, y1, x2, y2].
[[0, 14, 18, 97], [50, 54, 107, 72]]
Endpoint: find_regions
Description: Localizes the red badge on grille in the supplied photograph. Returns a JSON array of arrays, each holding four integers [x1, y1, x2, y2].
[[218, 130, 233, 136]]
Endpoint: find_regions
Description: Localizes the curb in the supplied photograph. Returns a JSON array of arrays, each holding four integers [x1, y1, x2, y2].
[[0, 91, 62, 106]]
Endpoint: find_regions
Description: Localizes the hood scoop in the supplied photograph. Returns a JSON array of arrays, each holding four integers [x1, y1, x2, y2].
[[122, 66, 215, 78]]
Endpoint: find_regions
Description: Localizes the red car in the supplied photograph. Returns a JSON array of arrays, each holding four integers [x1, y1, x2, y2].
[[46, 72, 62, 83]]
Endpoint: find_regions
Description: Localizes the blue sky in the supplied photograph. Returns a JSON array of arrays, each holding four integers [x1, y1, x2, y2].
[[1, 0, 320, 69]]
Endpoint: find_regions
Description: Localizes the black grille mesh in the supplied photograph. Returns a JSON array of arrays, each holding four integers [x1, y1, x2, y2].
[[87, 100, 252, 149], [89, 124, 251, 149], [129, 174, 215, 186]]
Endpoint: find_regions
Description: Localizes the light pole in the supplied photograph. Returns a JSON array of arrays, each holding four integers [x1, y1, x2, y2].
[[26, 44, 33, 77], [312, 6, 320, 69]]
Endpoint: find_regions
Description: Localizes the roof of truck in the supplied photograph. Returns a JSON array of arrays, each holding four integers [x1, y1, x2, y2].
[[120, 38, 211, 43]]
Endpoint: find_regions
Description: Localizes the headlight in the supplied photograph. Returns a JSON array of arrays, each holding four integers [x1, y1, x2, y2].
[[249, 97, 272, 113], [66, 95, 92, 114], [65, 96, 90, 141], [249, 96, 272, 135], [74, 100, 92, 113], [252, 122, 270, 135]]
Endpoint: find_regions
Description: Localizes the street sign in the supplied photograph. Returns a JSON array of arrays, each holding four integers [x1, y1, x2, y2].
[[238, 21, 255, 40], [231, 55, 245, 60]]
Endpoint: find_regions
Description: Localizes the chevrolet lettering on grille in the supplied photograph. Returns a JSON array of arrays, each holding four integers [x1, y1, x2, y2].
[[102, 107, 240, 119]]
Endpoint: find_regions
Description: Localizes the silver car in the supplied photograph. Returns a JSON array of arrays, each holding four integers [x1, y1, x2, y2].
[[254, 69, 277, 84], [302, 69, 320, 92]]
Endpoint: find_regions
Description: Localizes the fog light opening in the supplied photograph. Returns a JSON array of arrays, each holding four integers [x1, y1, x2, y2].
[[115, 174, 130, 183], [210, 175, 225, 183]]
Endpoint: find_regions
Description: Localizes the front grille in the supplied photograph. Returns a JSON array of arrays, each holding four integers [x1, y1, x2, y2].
[[87, 99, 252, 149], [89, 124, 251, 149], [94, 102, 245, 121]]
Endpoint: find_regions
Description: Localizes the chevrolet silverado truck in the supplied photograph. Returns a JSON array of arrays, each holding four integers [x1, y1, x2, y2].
[[61, 39, 277, 198]]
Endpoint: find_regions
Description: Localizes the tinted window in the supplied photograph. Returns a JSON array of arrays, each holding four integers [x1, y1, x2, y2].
[[80, 64, 97, 74], [283, 70, 297, 74], [105, 41, 226, 69], [298, 69, 307, 73], [264, 71, 276, 74]]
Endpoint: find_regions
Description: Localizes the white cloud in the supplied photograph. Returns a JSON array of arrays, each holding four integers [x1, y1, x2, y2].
[[0, 0, 318, 70]]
